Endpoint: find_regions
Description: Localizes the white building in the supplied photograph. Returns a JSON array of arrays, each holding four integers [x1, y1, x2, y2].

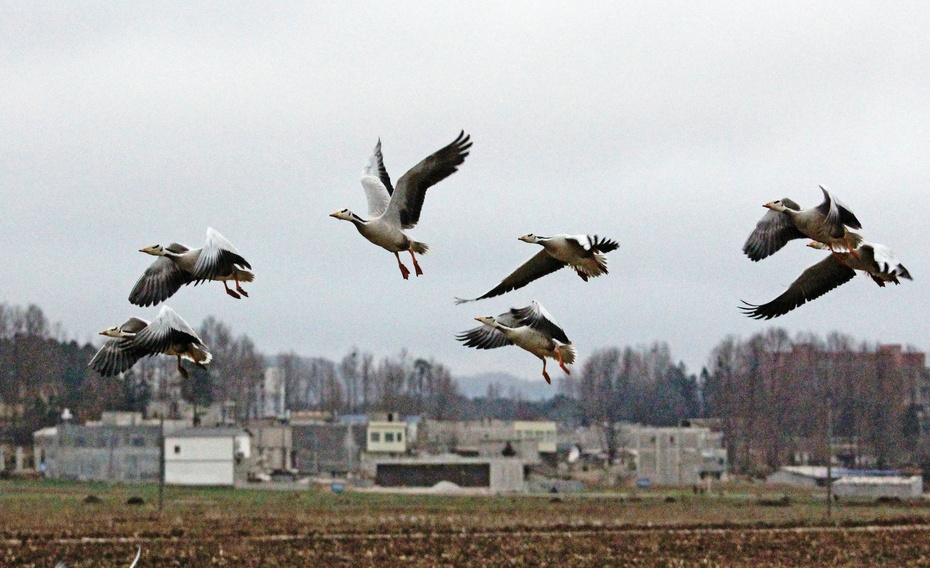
[[834, 476, 923, 499], [513, 421, 557, 453], [164, 427, 251, 486], [367, 418, 407, 454]]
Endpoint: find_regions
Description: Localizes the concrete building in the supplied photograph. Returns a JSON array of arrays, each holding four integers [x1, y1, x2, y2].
[[292, 422, 366, 475], [32, 412, 188, 483], [513, 421, 558, 453], [619, 424, 727, 486], [368, 455, 525, 492], [420, 419, 556, 464], [258, 367, 286, 419], [164, 427, 251, 486], [834, 476, 923, 499], [249, 419, 293, 472], [367, 418, 407, 454]]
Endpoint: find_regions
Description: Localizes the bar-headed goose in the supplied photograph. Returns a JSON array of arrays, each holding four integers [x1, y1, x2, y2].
[[740, 241, 911, 320], [456, 300, 576, 384], [330, 131, 472, 279], [743, 186, 863, 261], [88, 306, 212, 379], [130, 227, 253, 307], [455, 234, 618, 304]]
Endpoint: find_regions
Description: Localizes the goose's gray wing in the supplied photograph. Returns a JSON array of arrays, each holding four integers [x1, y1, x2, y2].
[[818, 185, 861, 232], [131, 306, 203, 355], [361, 139, 393, 217], [511, 301, 570, 344], [192, 228, 251, 282], [382, 131, 472, 229], [120, 317, 149, 333], [88, 338, 146, 377], [739, 254, 856, 320], [455, 250, 565, 304], [455, 325, 513, 350], [129, 247, 192, 307], [742, 197, 805, 261], [455, 310, 519, 350]]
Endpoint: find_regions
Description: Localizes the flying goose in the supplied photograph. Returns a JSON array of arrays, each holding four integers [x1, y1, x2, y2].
[[455, 234, 619, 304], [743, 186, 863, 262], [130, 227, 253, 307], [456, 300, 576, 384], [740, 241, 912, 320], [330, 131, 472, 279], [88, 306, 212, 379]]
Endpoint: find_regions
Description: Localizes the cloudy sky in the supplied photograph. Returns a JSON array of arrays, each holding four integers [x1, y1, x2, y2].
[[2, 3, 927, 384]]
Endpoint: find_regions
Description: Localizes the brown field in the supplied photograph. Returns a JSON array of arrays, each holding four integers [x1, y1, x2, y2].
[[3, 480, 930, 567]]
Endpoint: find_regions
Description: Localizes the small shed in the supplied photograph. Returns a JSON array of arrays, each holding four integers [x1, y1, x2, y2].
[[370, 456, 525, 492], [834, 476, 923, 499], [164, 427, 251, 486]]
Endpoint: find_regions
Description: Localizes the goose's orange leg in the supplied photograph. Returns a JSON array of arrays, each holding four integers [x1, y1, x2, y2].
[[541, 358, 552, 384], [409, 250, 423, 277], [556, 349, 571, 375], [845, 235, 861, 260], [223, 281, 242, 299], [394, 252, 411, 280], [235, 276, 249, 297]]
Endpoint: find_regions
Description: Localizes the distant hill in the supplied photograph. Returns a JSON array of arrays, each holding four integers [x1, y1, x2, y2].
[[455, 371, 555, 401]]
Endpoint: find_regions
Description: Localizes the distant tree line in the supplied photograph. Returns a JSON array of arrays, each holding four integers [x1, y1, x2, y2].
[[704, 329, 929, 476], [2, 302, 928, 473], [276, 349, 461, 420]]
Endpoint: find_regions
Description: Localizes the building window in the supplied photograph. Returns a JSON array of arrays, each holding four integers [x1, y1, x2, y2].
[[397, 432, 403, 442], [385, 433, 395, 443], [174, 445, 181, 455], [130, 436, 146, 447], [370, 432, 380, 443]]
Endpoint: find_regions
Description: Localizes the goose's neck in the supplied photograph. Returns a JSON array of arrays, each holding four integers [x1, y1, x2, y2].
[[346, 212, 367, 227]]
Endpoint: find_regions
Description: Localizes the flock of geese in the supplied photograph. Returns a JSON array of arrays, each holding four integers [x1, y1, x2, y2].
[[740, 186, 911, 319], [87, 133, 912, 391], [329, 131, 618, 384]]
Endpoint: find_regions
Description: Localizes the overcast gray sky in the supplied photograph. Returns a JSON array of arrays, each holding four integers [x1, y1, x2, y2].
[[2, 3, 927, 383]]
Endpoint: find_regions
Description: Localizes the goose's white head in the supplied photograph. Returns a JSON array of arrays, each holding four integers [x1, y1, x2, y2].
[[763, 200, 789, 213], [100, 326, 130, 338], [518, 234, 541, 244], [139, 244, 166, 256], [330, 209, 357, 222], [474, 316, 497, 326]]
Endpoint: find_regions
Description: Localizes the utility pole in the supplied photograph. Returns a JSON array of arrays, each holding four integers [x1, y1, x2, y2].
[[826, 403, 833, 519], [158, 413, 165, 513]]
